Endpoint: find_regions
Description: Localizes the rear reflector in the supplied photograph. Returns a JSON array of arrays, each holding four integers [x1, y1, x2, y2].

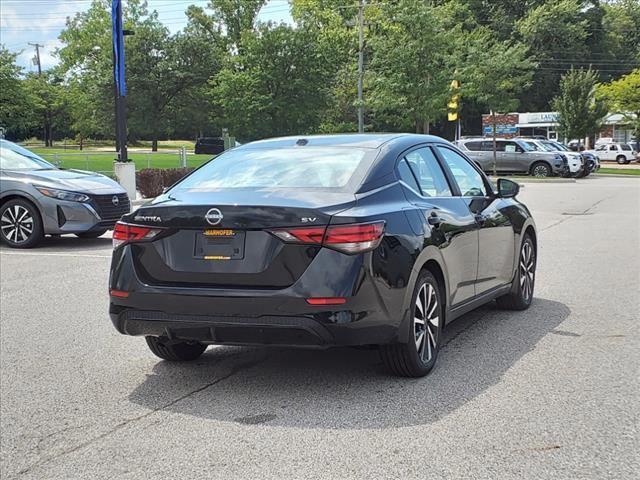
[[110, 289, 129, 298], [113, 221, 163, 248], [270, 221, 385, 254], [306, 297, 347, 305]]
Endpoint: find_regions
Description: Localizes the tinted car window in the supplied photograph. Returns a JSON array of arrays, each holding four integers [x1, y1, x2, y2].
[[437, 146, 487, 197], [481, 141, 494, 151], [397, 158, 420, 192], [404, 148, 452, 197], [464, 141, 483, 151], [609, 145, 617, 151], [173, 147, 370, 191], [494, 141, 506, 152], [620, 144, 632, 151]]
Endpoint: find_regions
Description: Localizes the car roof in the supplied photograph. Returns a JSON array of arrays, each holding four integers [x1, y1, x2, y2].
[[236, 133, 450, 150]]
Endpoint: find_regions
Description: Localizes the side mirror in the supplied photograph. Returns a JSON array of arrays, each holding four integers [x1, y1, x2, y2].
[[497, 178, 519, 198]]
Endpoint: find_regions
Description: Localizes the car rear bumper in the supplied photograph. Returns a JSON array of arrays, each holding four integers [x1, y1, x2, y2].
[[108, 244, 406, 347]]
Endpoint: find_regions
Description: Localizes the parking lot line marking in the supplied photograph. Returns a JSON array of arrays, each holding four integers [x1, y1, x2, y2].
[[0, 251, 111, 258]]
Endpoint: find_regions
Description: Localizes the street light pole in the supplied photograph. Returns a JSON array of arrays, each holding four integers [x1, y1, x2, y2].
[[357, 0, 365, 133]]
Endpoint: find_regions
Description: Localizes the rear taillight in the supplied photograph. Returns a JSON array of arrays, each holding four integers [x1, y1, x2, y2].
[[113, 221, 163, 248], [270, 221, 385, 254]]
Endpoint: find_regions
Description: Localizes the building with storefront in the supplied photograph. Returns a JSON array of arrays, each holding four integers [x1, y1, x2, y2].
[[481, 112, 637, 145]]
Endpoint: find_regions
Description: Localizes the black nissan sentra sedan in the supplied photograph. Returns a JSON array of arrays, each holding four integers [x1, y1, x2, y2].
[[109, 134, 536, 377]]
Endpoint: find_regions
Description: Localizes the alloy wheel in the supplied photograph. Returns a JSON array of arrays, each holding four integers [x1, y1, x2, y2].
[[519, 241, 535, 301], [414, 282, 439, 363], [532, 165, 549, 177], [1, 205, 34, 244]]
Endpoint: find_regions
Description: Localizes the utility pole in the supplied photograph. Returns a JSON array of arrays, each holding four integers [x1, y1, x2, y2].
[[28, 42, 43, 76], [357, 0, 365, 133]]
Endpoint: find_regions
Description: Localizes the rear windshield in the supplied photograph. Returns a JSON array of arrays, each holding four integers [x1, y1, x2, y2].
[[174, 147, 372, 191]]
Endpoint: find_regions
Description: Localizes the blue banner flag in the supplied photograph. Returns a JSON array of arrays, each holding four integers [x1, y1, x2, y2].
[[112, 0, 126, 96]]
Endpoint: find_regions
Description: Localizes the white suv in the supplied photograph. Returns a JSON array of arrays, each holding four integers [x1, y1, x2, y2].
[[587, 143, 634, 164]]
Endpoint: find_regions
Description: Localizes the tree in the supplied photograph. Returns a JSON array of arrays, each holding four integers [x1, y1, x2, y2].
[[367, 1, 458, 134], [0, 47, 35, 138], [552, 67, 608, 146], [516, 0, 590, 110], [57, 0, 221, 149], [598, 69, 640, 148], [457, 28, 535, 174], [22, 71, 70, 146], [211, 25, 338, 140]]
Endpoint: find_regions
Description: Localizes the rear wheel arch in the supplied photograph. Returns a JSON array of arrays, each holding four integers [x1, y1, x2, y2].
[[524, 225, 537, 254], [422, 259, 447, 319], [397, 252, 449, 344]]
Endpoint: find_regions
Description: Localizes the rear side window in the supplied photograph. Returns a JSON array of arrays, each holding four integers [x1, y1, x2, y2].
[[620, 144, 631, 151], [464, 141, 483, 151], [404, 148, 452, 197], [397, 158, 420, 192], [174, 147, 370, 190]]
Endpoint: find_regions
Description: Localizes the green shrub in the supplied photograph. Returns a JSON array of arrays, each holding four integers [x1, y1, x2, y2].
[[136, 167, 194, 198]]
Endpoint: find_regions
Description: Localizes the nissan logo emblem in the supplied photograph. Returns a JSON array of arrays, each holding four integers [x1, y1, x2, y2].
[[205, 208, 223, 226], [112, 195, 119, 206]]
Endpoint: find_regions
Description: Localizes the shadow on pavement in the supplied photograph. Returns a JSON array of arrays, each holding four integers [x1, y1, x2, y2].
[[0, 234, 112, 252], [128, 298, 570, 430]]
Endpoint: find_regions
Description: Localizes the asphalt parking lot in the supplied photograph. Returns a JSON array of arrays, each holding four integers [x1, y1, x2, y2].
[[1, 176, 638, 480]]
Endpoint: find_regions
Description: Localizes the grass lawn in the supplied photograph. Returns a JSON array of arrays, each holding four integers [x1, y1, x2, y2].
[[597, 168, 640, 176], [30, 147, 212, 173]]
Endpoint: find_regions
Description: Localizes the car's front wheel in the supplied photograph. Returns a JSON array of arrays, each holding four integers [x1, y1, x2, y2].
[[496, 234, 536, 310], [380, 270, 443, 377], [0, 199, 44, 248], [145, 336, 207, 361]]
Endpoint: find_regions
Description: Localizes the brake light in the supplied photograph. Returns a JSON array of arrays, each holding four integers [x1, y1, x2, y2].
[[113, 221, 163, 248], [270, 221, 384, 254]]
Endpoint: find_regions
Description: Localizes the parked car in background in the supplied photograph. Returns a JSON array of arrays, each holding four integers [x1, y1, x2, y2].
[[0, 140, 130, 248], [580, 151, 601, 174], [455, 137, 569, 177], [194, 137, 225, 155], [109, 134, 537, 377], [627, 142, 640, 161], [586, 143, 635, 164], [518, 138, 584, 177]]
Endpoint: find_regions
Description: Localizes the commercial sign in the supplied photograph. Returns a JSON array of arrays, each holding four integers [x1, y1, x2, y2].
[[483, 125, 518, 135], [520, 112, 559, 124]]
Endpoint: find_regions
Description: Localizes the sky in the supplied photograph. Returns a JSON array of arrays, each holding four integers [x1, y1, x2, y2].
[[0, 0, 293, 71]]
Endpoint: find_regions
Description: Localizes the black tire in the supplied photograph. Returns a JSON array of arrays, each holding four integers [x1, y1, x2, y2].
[[529, 162, 552, 177], [380, 270, 443, 377], [616, 155, 629, 165], [75, 229, 108, 239], [496, 234, 536, 310], [145, 336, 207, 361], [0, 198, 44, 248]]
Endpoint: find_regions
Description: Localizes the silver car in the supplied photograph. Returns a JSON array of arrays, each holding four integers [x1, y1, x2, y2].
[[0, 140, 130, 248], [456, 138, 569, 177]]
